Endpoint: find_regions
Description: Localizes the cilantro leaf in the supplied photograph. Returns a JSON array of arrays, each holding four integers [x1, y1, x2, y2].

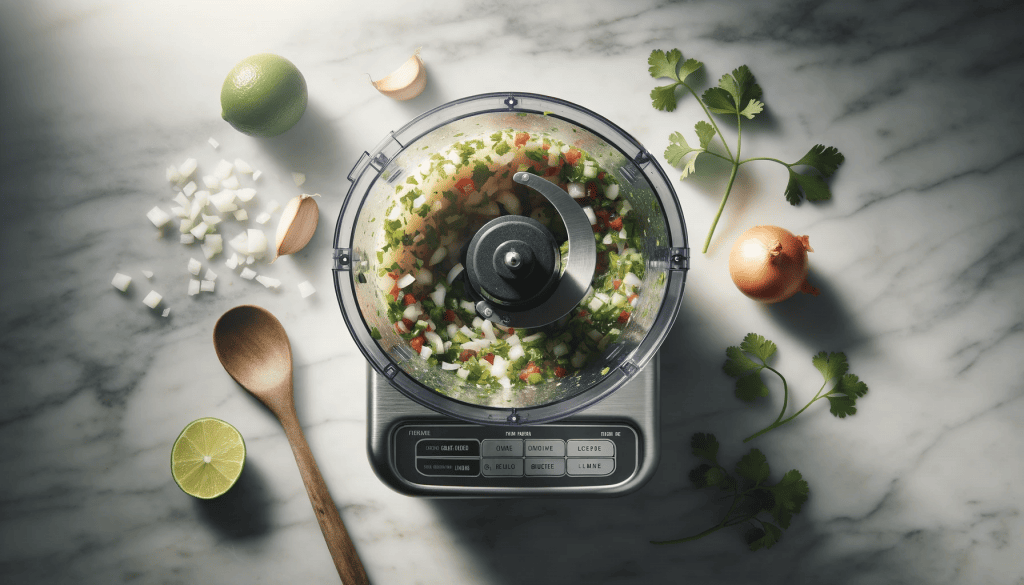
[[793, 144, 844, 178], [472, 162, 494, 188], [723, 345, 761, 377], [812, 351, 849, 382], [651, 84, 682, 112], [648, 49, 683, 80], [700, 66, 763, 118], [827, 374, 869, 418], [694, 121, 715, 149], [740, 333, 777, 363], [664, 131, 704, 179], [766, 470, 809, 529], [736, 449, 770, 485], [747, 522, 782, 551], [704, 466, 726, 487], [784, 168, 832, 204], [676, 58, 703, 84], [690, 432, 720, 463], [736, 373, 770, 402]]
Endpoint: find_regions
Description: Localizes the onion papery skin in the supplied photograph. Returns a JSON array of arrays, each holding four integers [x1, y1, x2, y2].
[[728, 225, 819, 303]]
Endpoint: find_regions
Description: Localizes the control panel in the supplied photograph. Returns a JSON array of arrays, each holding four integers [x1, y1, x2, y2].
[[392, 423, 639, 489]]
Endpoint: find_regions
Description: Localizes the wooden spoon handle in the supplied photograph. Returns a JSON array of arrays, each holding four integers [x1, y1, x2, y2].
[[278, 408, 369, 585]]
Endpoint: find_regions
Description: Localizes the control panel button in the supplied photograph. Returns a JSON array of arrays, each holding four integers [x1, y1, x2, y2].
[[481, 439, 523, 457], [416, 439, 479, 457], [567, 439, 615, 457], [481, 458, 524, 476], [524, 439, 565, 457], [417, 458, 480, 477], [566, 458, 615, 476], [525, 458, 565, 476]]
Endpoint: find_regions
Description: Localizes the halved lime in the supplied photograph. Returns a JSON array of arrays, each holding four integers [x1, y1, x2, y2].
[[171, 417, 246, 499]]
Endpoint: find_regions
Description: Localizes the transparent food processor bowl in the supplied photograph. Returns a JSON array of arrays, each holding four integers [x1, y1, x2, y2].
[[334, 93, 688, 425]]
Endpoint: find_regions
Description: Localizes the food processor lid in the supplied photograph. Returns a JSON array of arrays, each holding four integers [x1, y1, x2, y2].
[[333, 92, 689, 426]]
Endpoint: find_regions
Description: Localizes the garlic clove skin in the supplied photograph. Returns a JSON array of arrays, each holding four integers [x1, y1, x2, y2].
[[371, 50, 427, 101], [274, 194, 319, 260]]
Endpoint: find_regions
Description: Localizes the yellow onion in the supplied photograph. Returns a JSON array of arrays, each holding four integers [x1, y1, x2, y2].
[[728, 225, 820, 303]]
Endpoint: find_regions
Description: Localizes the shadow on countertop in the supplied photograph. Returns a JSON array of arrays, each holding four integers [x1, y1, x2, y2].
[[767, 267, 868, 352], [195, 459, 272, 540]]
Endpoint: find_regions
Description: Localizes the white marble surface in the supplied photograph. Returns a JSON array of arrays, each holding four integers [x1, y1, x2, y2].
[[2, 0, 1023, 583]]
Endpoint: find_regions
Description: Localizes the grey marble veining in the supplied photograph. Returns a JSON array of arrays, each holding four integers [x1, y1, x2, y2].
[[2, 0, 1023, 583]]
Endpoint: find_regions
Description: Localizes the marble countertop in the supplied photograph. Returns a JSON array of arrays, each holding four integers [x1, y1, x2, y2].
[[3, 0, 1023, 583]]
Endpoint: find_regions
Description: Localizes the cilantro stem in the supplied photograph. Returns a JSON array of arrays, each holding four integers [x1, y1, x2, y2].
[[652, 486, 747, 545], [742, 379, 829, 443], [681, 83, 734, 161], [701, 111, 743, 253], [737, 156, 791, 167]]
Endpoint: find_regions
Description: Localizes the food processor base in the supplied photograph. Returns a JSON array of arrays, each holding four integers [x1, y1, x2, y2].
[[366, 355, 659, 497]]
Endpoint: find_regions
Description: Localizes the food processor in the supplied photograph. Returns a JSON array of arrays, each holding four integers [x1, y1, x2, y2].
[[334, 93, 688, 496]]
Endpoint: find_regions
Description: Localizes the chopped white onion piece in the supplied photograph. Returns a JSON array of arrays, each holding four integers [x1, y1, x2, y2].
[[419, 345, 433, 360], [236, 187, 256, 202], [162, 308, 170, 318], [583, 165, 598, 179], [228, 231, 248, 253], [442, 163, 456, 176], [619, 228, 628, 239], [429, 247, 447, 266], [291, 172, 305, 186], [583, 206, 597, 225], [166, 165, 182, 184], [233, 209, 248, 221], [588, 297, 604, 311], [429, 286, 446, 307], [171, 206, 187, 218], [267, 200, 281, 213], [623, 272, 642, 288], [630, 296, 639, 307], [251, 170, 262, 181], [111, 273, 131, 292], [477, 202, 500, 216], [213, 159, 233, 179], [182, 180, 198, 197], [425, 331, 444, 353], [588, 329, 604, 342], [201, 213, 221, 226], [203, 268, 217, 281], [506, 334, 521, 345], [481, 319, 496, 340], [172, 192, 190, 208], [187, 258, 202, 275], [508, 344, 525, 361], [595, 292, 610, 304], [255, 212, 271, 225], [180, 234, 195, 244], [402, 304, 421, 320], [611, 292, 627, 306], [179, 158, 198, 179], [490, 355, 508, 378], [568, 182, 586, 198], [414, 267, 433, 286], [246, 229, 268, 256], [396, 273, 416, 289], [200, 280, 216, 292], [142, 270, 153, 279], [221, 175, 240, 190], [602, 233, 613, 245], [446, 323, 459, 338], [298, 280, 316, 298], [456, 368, 470, 380], [395, 320, 409, 333], [460, 300, 476, 314], [233, 158, 252, 174], [255, 275, 281, 288], [209, 191, 237, 213], [240, 267, 257, 280], [188, 279, 201, 296], [553, 342, 569, 357], [521, 332, 545, 343], [460, 325, 476, 338], [498, 376, 512, 389], [571, 351, 587, 369], [412, 194, 427, 209], [142, 290, 162, 308], [605, 184, 620, 200], [447, 263, 465, 285], [412, 232, 424, 243], [495, 191, 521, 215], [147, 207, 171, 228], [441, 361, 460, 371], [246, 255, 255, 265], [202, 175, 220, 190], [471, 317, 483, 329], [208, 137, 219, 149], [189, 222, 208, 240], [225, 254, 239, 269]]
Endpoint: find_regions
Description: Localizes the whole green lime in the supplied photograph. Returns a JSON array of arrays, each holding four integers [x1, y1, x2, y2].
[[221, 54, 307, 137]]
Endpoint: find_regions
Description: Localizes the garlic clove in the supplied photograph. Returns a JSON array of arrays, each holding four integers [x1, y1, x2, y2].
[[371, 50, 427, 101], [274, 193, 319, 260]]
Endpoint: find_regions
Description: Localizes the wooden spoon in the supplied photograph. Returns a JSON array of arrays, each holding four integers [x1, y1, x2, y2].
[[213, 305, 369, 585]]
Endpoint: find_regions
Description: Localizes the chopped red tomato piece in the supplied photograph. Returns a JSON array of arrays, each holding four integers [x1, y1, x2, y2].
[[586, 182, 598, 199], [409, 336, 426, 352], [402, 318, 414, 330], [389, 283, 400, 300], [507, 328, 515, 335], [403, 293, 417, 306], [554, 366, 568, 378], [595, 209, 611, 226], [613, 279, 622, 290], [544, 166, 559, 177], [564, 148, 582, 165], [514, 132, 530, 147], [617, 310, 630, 324], [444, 309, 457, 322], [518, 362, 542, 381], [483, 353, 495, 364], [608, 217, 623, 230], [454, 177, 476, 197], [459, 349, 477, 362], [541, 142, 551, 150], [627, 294, 639, 304]]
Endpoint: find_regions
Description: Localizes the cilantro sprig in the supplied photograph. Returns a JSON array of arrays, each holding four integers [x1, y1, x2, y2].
[[652, 433, 809, 551], [724, 333, 869, 442], [649, 49, 845, 253]]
